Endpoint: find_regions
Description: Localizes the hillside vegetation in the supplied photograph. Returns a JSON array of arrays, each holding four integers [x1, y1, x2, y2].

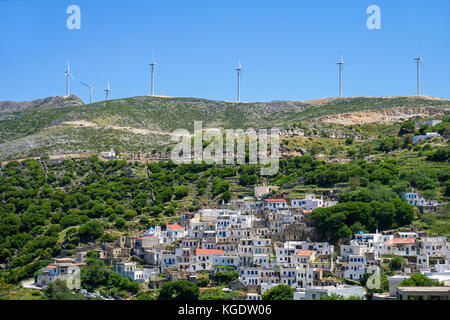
[[0, 95, 448, 160], [0, 110, 448, 298]]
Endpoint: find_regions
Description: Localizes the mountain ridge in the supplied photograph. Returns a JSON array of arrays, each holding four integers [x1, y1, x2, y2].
[[0, 94, 449, 160]]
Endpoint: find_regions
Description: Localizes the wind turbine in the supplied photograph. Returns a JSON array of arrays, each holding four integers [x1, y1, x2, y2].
[[65, 60, 74, 96], [149, 56, 156, 96], [80, 82, 94, 104], [336, 56, 345, 98], [235, 60, 242, 102], [414, 56, 424, 96], [104, 81, 111, 101]]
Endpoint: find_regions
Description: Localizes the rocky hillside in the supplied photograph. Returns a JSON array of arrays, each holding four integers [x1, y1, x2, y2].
[[313, 106, 447, 125], [0, 95, 84, 119], [0, 95, 448, 160]]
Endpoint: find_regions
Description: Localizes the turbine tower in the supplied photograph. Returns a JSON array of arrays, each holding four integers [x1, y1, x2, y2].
[[235, 60, 242, 102], [336, 56, 345, 98], [149, 58, 156, 96], [414, 56, 424, 96], [104, 81, 111, 101], [65, 60, 73, 97], [80, 82, 94, 104]]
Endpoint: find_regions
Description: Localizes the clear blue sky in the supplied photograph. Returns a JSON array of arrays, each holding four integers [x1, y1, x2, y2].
[[0, 0, 449, 103]]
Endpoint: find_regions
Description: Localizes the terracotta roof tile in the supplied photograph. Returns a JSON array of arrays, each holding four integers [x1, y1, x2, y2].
[[167, 224, 184, 230], [296, 250, 315, 257], [196, 249, 223, 255]]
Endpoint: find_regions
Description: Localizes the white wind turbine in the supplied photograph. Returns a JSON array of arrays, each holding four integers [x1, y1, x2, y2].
[[336, 56, 345, 98], [104, 81, 111, 101], [235, 60, 242, 102], [414, 55, 424, 96], [149, 53, 156, 96], [65, 60, 74, 96], [80, 81, 94, 104]]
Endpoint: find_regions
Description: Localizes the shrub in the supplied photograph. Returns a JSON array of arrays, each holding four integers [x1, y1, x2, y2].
[[261, 284, 293, 300]]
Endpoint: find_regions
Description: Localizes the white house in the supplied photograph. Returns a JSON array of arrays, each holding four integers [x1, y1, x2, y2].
[[193, 249, 223, 271], [295, 267, 314, 288], [413, 132, 441, 143], [239, 267, 261, 286], [264, 199, 287, 210], [295, 250, 316, 265], [386, 238, 418, 256], [415, 120, 442, 128], [344, 255, 366, 281], [420, 237, 448, 257], [213, 254, 239, 269], [397, 232, 419, 239], [354, 231, 383, 246], [340, 241, 368, 261], [36, 258, 83, 289], [291, 195, 324, 210], [166, 224, 186, 241], [304, 285, 365, 300], [300, 242, 334, 256], [114, 262, 158, 282], [435, 250, 450, 273], [252, 254, 270, 267], [280, 266, 297, 287], [101, 149, 116, 159], [161, 251, 178, 272]]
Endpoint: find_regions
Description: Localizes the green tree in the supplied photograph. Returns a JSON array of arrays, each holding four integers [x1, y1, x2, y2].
[[221, 191, 232, 203], [43, 279, 86, 300], [398, 121, 415, 136], [400, 273, 442, 287], [115, 217, 126, 229], [174, 186, 189, 199], [78, 221, 104, 241], [390, 256, 405, 271], [392, 199, 414, 227], [215, 271, 238, 285], [0, 277, 12, 297], [345, 137, 354, 145], [196, 276, 210, 288], [158, 280, 199, 300], [261, 284, 293, 300]]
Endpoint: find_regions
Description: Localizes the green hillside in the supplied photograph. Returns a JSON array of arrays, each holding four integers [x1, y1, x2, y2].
[[0, 95, 449, 160]]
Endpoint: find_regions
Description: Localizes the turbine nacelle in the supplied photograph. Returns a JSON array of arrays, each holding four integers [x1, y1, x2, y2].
[[235, 60, 242, 71], [414, 56, 424, 68]]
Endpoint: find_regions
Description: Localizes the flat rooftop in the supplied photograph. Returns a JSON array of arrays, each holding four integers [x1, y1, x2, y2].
[[397, 287, 450, 293]]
